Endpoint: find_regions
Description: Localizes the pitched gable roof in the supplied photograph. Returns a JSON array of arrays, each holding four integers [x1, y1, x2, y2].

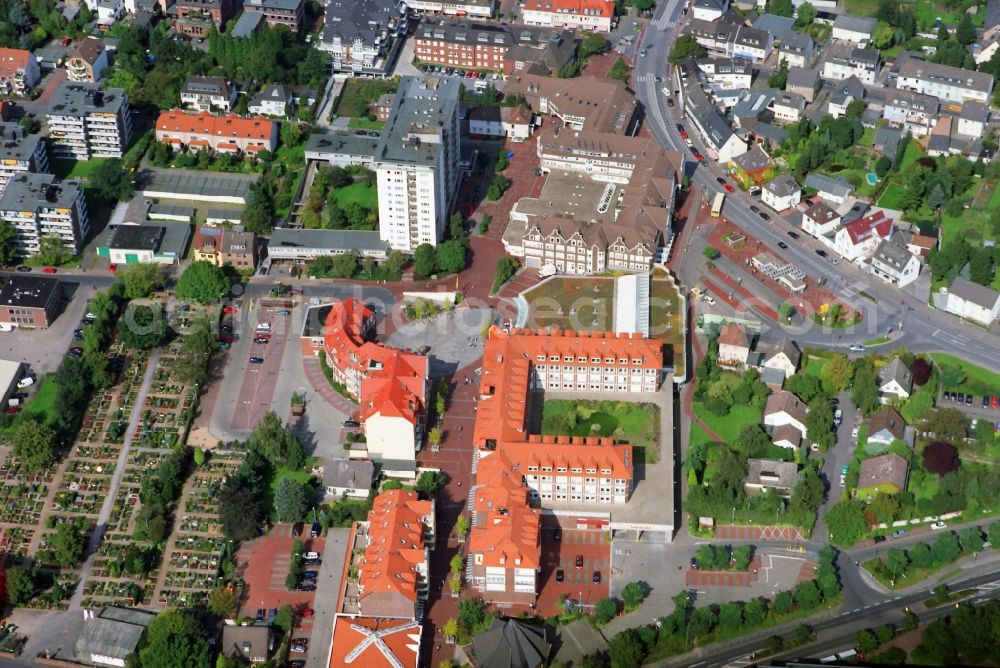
[[868, 405, 906, 440]]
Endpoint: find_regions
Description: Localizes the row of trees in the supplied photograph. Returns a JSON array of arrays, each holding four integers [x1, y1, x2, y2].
[[593, 581, 650, 625], [868, 525, 997, 584], [308, 249, 408, 282]]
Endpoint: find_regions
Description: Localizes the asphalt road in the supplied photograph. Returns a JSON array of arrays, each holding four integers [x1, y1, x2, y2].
[[633, 5, 1000, 374]]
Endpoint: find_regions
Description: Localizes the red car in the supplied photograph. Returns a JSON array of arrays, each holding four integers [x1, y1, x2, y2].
[[575, 554, 584, 569], [692, 152, 704, 162], [724, 184, 735, 193], [219, 336, 233, 344], [42, 267, 57, 274], [992, 396, 999, 409], [680, 131, 688, 139], [109, 263, 117, 272], [222, 306, 238, 314]]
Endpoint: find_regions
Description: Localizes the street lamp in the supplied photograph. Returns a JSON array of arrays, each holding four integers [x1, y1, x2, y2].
[[732, 506, 736, 524]]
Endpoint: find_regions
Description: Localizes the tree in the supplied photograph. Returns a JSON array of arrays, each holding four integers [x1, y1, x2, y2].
[[785, 373, 822, 404], [435, 239, 467, 274], [719, 601, 743, 628], [442, 618, 459, 641], [931, 531, 960, 564], [595, 597, 617, 624], [579, 32, 609, 59], [702, 245, 721, 260], [805, 401, 835, 450], [795, 1, 816, 25], [695, 544, 717, 570], [119, 304, 169, 350], [218, 475, 262, 541], [608, 628, 646, 668], [117, 263, 166, 299], [176, 261, 229, 303], [907, 541, 933, 568], [245, 412, 304, 470], [871, 20, 895, 49], [826, 500, 869, 546], [51, 521, 86, 567], [732, 544, 752, 571], [989, 521, 1000, 548], [13, 418, 58, 470], [173, 317, 216, 387], [139, 609, 212, 668], [621, 581, 649, 610], [608, 57, 629, 82], [413, 243, 437, 278], [455, 514, 469, 540], [821, 354, 854, 394], [0, 221, 16, 267], [428, 427, 443, 449], [923, 442, 959, 474], [4, 565, 37, 606], [851, 362, 880, 415], [960, 526, 984, 553], [668, 34, 706, 62], [956, 12, 976, 45], [273, 605, 294, 633], [458, 598, 485, 631], [89, 158, 134, 202], [926, 409, 967, 443], [744, 597, 767, 626], [416, 470, 447, 497], [768, 59, 788, 88], [856, 629, 879, 653], [207, 586, 238, 619], [793, 579, 821, 611], [274, 477, 310, 522], [885, 548, 909, 578], [36, 235, 72, 266], [765, 0, 793, 16], [772, 590, 793, 615]]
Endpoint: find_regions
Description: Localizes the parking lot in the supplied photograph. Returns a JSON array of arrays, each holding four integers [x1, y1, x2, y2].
[[536, 525, 611, 616], [225, 302, 294, 432], [0, 283, 97, 377]]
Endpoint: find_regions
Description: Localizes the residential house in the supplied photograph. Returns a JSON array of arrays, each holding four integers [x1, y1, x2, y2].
[[66, 38, 109, 83], [692, 0, 729, 20], [761, 173, 801, 212], [220, 626, 274, 664], [870, 239, 920, 288], [0, 123, 49, 191], [155, 110, 278, 155], [686, 16, 774, 61], [882, 89, 939, 137], [873, 126, 902, 158], [828, 75, 865, 118], [771, 423, 802, 450], [180, 76, 237, 112], [958, 101, 989, 139], [857, 453, 909, 495], [696, 58, 753, 90], [171, 0, 240, 37], [805, 173, 853, 205], [318, 0, 410, 77], [717, 322, 751, 369], [802, 200, 841, 237], [763, 390, 809, 441], [786, 65, 820, 102], [832, 14, 876, 44], [328, 618, 421, 668], [744, 458, 798, 496], [521, 0, 616, 33], [878, 357, 913, 403], [0, 48, 41, 95], [944, 277, 1000, 326], [96, 222, 191, 265], [0, 174, 90, 257], [93, 0, 126, 26], [242, 0, 305, 32], [778, 30, 814, 68], [833, 209, 894, 262], [248, 84, 293, 117], [47, 83, 133, 160], [501, 106, 534, 141], [323, 458, 375, 499], [729, 145, 773, 185], [867, 405, 908, 446], [977, 0, 1000, 64], [469, 106, 504, 137], [894, 55, 994, 104], [751, 13, 794, 37], [762, 337, 800, 378], [191, 226, 260, 270], [822, 45, 880, 85], [370, 93, 394, 121], [770, 91, 805, 124]]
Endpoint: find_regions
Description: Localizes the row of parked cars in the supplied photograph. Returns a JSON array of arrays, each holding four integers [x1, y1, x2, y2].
[[943, 391, 1000, 410], [418, 65, 501, 81]]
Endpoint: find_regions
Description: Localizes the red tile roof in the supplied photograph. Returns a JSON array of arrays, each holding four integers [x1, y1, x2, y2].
[[842, 210, 893, 245], [522, 0, 615, 18], [328, 616, 421, 668], [718, 322, 748, 349], [470, 452, 540, 569], [155, 109, 275, 140], [0, 48, 33, 79]]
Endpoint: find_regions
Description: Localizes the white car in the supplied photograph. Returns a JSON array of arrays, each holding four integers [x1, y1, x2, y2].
[[16, 376, 34, 389], [839, 475, 846, 487], [931, 521, 947, 530], [851, 426, 860, 439], [849, 344, 865, 352], [704, 296, 717, 306]]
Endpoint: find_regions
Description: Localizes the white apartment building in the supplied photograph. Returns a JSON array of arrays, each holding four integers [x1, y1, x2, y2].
[[179, 76, 237, 112], [0, 123, 49, 191], [882, 89, 939, 137], [822, 46, 880, 85], [46, 82, 132, 160], [0, 174, 90, 257], [895, 56, 994, 103], [944, 277, 1000, 326], [696, 57, 753, 90], [374, 76, 461, 252], [521, 0, 616, 33], [761, 173, 801, 211]]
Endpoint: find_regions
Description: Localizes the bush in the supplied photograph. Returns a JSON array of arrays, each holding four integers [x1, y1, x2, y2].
[[703, 246, 721, 260], [594, 598, 617, 624]]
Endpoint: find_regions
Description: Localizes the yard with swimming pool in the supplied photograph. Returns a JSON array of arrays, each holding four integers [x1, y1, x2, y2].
[[539, 399, 660, 462]]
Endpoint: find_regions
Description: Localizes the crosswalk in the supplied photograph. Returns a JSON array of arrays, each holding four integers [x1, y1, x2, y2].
[[656, 16, 677, 29], [723, 653, 756, 668], [840, 280, 869, 299], [976, 580, 1000, 592]]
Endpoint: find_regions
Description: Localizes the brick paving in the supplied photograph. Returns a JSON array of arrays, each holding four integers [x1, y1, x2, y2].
[[536, 525, 612, 616], [713, 524, 806, 542], [230, 306, 293, 431]]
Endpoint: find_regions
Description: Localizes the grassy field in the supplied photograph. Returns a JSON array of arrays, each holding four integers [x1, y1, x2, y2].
[[803, 356, 828, 379], [541, 399, 660, 461], [0, 377, 59, 435], [348, 117, 386, 130], [330, 182, 378, 210], [333, 79, 398, 119], [50, 158, 109, 180], [692, 401, 763, 445], [877, 184, 906, 210], [524, 277, 615, 331], [863, 557, 948, 590], [931, 353, 1000, 395], [650, 278, 686, 379]]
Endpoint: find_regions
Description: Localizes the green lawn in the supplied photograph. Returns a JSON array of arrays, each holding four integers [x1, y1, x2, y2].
[[803, 356, 828, 379], [50, 158, 109, 180], [931, 353, 1000, 395], [541, 399, 661, 462], [987, 182, 1000, 211], [333, 79, 399, 119], [843, 0, 880, 15], [877, 183, 907, 210], [1, 377, 59, 435], [348, 117, 386, 130], [692, 401, 763, 445], [524, 277, 616, 332], [330, 182, 378, 210], [914, 0, 984, 28]]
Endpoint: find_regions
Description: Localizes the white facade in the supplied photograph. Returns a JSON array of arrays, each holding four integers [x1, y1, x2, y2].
[[763, 411, 807, 438], [521, 6, 613, 32], [771, 97, 802, 123], [364, 413, 418, 462], [822, 55, 877, 85], [761, 177, 801, 212], [944, 283, 1000, 326], [469, 116, 504, 137], [879, 378, 911, 401], [802, 209, 841, 237], [896, 61, 993, 104], [870, 246, 920, 288], [834, 223, 891, 262], [523, 470, 631, 505], [376, 167, 443, 252]]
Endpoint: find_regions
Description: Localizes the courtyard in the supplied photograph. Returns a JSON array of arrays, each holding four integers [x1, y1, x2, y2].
[[522, 277, 616, 331]]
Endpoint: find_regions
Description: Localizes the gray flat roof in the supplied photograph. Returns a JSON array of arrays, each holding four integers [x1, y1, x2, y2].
[[140, 169, 256, 201], [48, 81, 128, 117], [268, 228, 388, 252], [0, 173, 80, 212], [375, 76, 461, 166], [0, 123, 44, 163]]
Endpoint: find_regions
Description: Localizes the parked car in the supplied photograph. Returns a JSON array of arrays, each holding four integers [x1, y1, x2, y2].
[[690, 558, 699, 570], [268, 608, 277, 622], [249, 356, 264, 364], [984, 396, 991, 409], [787, 231, 799, 239], [276, 309, 291, 316], [343, 419, 360, 428], [297, 583, 316, 592], [815, 249, 828, 257], [777, 241, 788, 249], [841, 465, 849, 475], [750, 205, 759, 213], [222, 306, 237, 314], [255, 608, 265, 622], [760, 212, 770, 220], [851, 426, 860, 439], [992, 396, 999, 409], [15, 266, 31, 272], [304, 558, 321, 566], [555, 569, 564, 582], [303, 551, 320, 560], [217, 342, 231, 349], [288, 661, 306, 668], [892, 530, 910, 538], [310, 522, 321, 537], [724, 184, 735, 193], [873, 535, 885, 543], [839, 474, 846, 487], [931, 521, 948, 530], [575, 554, 584, 569], [957, 393, 966, 404], [966, 395, 974, 406], [292, 522, 303, 537], [716, 177, 726, 185], [593, 571, 602, 584], [42, 267, 57, 274], [17, 376, 34, 389]]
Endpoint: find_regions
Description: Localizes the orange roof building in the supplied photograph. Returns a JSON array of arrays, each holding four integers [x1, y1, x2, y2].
[[357, 489, 434, 619], [0, 48, 40, 96], [522, 0, 616, 33], [467, 326, 659, 604], [300, 298, 429, 468], [154, 109, 278, 154], [328, 617, 421, 668]]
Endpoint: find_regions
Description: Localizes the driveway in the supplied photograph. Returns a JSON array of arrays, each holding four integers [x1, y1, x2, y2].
[[815, 390, 859, 541], [1, 283, 97, 378]]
